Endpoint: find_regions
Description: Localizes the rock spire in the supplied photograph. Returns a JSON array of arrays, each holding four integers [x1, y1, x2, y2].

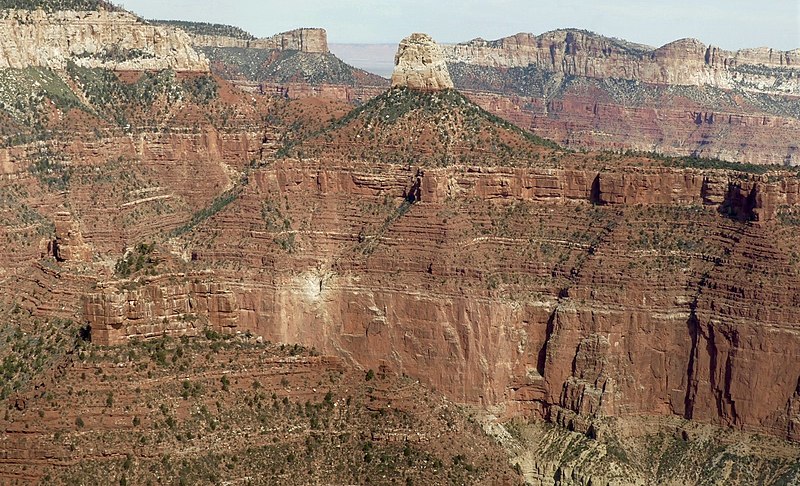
[[391, 33, 454, 91]]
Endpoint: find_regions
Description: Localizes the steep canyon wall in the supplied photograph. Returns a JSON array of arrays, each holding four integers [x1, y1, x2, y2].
[[443, 31, 800, 95], [81, 159, 800, 441]]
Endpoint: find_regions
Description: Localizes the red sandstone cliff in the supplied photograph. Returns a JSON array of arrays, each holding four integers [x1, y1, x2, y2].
[[68, 149, 800, 443], [439, 29, 800, 165]]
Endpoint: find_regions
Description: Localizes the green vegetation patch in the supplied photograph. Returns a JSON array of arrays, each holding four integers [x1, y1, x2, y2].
[[181, 74, 218, 104], [0, 67, 85, 143], [172, 186, 242, 237], [114, 242, 158, 278], [200, 47, 383, 86], [334, 87, 560, 149], [28, 147, 72, 190], [635, 150, 796, 175], [151, 20, 256, 40], [0, 314, 88, 400], [0, 0, 121, 11], [66, 63, 218, 125], [67, 63, 179, 108], [277, 86, 566, 168]]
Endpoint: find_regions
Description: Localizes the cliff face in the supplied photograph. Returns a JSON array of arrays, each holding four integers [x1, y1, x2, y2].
[[459, 87, 800, 166], [0, 9, 208, 70], [1, 21, 800, 483], [251, 27, 328, 53], [189, 27, 329, 53], [70, 151, 800, 443], [443, 30, 800, 95], [20, 87, 788, 444], [84, 273, 239, 344], [441, 29, 800, 165], [174, 24, 387, 87]]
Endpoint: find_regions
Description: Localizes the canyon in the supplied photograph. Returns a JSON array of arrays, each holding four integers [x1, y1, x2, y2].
[[0, 3, 799, 485], [176, 24, 800, 166]]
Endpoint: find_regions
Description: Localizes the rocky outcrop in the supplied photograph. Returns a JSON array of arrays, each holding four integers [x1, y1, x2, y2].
[[189, 27, 329, 53], [83, 273, 239, 345], [391, 33, 454, 91], [50, 212, 92, 263], [0, 9, 208, 70], [443, 30, 800, 95], [251, 28, 328, 53], [183, 26, 389, 88]]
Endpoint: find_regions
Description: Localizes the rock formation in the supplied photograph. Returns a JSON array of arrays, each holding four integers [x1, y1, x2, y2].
[[50, 212, 92, 263], [156, 22, 387, 88], [456, 87, 800, 165], [0, 9, 208, 70], [391, 33, 454, 91], [180, 26, 329, 53], [440, 29, 800, 165], [442, 29, 800, 95], [65, 88, 800, 444], [84, 274, 240, 345], [251, 27, 328, 53]]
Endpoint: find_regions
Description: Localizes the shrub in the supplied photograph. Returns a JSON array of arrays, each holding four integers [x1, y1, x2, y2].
[[0, 0, 122, 11]]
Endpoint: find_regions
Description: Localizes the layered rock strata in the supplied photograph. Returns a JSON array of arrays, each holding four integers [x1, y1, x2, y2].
[[0, 336, 519, 484], [50, 212, 92, 263], [460, 88, 800, 165], [0, 17, 798, 483], [84, 273, 239, 344], [189, 27, 329, 53], [443, 30, 800, 95], [0, 9, 208, 70], [73, 155, 800, 443]]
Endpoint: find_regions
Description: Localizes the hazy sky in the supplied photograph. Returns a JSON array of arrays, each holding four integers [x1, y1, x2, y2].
[[117, 0, 799, 50]]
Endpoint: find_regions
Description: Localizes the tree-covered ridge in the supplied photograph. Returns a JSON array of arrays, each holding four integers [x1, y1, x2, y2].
[[277, 87, 563, 167], [152, 19, 256, 40], [0, 0, 122, 11], [0, 65, 220, 147]]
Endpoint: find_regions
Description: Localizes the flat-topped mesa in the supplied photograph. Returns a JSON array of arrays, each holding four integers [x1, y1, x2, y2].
[[391, 33, 454, 91], [0, 9, 208, 71], [185, 26, 329, 53], [251, 27, 328, 53]]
